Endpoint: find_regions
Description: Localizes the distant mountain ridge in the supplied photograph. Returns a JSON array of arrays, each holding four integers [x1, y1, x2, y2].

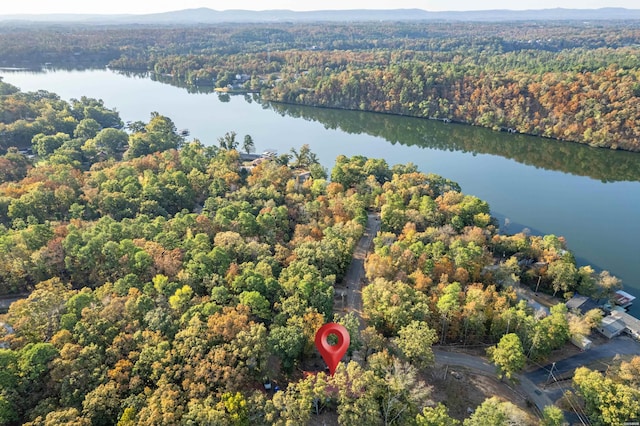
[[2, 7, 640, 23]]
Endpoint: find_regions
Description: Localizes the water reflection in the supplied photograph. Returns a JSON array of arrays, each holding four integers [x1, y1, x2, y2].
[[265, 102, 640, 183], [4, 66, 640, 183]]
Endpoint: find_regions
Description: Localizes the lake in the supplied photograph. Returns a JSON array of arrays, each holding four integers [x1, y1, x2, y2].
[[1, 68, 639, 315]]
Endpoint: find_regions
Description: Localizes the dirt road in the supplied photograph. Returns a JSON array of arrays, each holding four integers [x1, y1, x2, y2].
[[338, 212, 380, 328]]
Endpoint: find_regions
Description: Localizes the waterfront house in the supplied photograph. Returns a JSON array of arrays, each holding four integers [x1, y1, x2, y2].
[[610, 310, 640, 340], [597, 315, 626, 339], [566, 294, 600, 315]]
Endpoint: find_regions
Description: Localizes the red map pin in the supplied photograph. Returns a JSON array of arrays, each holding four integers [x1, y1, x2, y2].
[[315, 322, 350, 376]]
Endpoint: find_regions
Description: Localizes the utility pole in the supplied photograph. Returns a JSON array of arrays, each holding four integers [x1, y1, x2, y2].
[[546, 362, 556, 384]]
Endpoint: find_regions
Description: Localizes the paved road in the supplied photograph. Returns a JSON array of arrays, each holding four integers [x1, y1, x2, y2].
[[434, 349, 552, 413], [526, 335, 640, 384], [338, 212, 380, 329], [434, 337, 640, 419]]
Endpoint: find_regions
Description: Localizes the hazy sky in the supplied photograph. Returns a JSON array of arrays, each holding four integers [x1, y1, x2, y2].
[[2, 1, 638, 15]]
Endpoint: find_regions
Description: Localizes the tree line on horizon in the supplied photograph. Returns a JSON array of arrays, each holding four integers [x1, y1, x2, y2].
[[2, 20, 640, 151]]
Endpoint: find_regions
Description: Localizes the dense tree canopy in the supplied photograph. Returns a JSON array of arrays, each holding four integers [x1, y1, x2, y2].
[[573, 363, 640, 426], [0, 82, 632, 425]]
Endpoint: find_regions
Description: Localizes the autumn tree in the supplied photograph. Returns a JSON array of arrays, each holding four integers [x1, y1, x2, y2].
[[395, 321, 437, 369], [487, 333, 526, 381], [331, 362, 383, 425], [596, 270, 622, 299], [436, 281, 461, 344], [573, 366, 640, 425], [541, 406, 566, 426], [264, 377, 315, 425], [416, 403, 460, 426], [463, 396, 532, 426], [125, 113, 183, 159], [290, 144, 319, 169], [615, 356, 640, 387], [547, 259, 578, 297], [527, 304, 570, 361], [363, 278, 430, 336], [6, 278, 73, 344], [82, 127, 129, 159]]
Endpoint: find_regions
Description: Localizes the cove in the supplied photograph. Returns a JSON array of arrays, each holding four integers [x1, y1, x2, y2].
[[1, 68, 639, 315]]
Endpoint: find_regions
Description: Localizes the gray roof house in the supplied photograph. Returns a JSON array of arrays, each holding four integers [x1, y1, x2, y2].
[[566, 294, 600, 315], [597, 315, 626, 339], [611, 310, 640, 340]]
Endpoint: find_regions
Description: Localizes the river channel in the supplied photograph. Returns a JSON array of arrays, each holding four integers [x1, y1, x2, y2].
[[1, 68, 639, 315]]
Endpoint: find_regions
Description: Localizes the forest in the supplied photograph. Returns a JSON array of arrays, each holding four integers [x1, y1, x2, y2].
[[0, 79, 639, 425], [2, 20, 640, 151]]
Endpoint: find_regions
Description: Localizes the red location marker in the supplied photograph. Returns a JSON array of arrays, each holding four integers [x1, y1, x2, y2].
[[315, 322, 350, 376]]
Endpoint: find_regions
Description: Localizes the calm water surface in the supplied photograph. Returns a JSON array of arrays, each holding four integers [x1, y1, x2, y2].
[[2, 68, 639, 315]]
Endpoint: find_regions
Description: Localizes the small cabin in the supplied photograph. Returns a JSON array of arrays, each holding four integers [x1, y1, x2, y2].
[[297, 171, 311, 184], [597, 315, 626, 339], [570, 335, 592, 351]]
